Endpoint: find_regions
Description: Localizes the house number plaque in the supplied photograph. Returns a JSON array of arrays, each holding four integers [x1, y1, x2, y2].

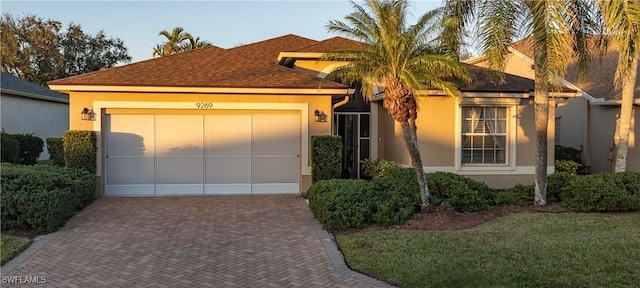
[[196, 102, 214, 109]]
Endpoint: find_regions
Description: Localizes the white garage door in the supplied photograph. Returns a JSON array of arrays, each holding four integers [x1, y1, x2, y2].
[[105, 113, 300, 196]]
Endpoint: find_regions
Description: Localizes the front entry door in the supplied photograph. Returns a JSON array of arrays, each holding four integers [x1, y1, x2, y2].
[[334, 113, 370, 179]]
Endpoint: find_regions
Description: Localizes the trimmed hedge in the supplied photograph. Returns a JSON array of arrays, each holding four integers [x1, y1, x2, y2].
[[46, 138, 65, 166], [361, 158, 397, 179], [311, 135, 342, 183], [14, 134, 44, 165], [547, 172, 576, 203], [1, 163, 96, 232], [1, 132, 20, 163], [555, 145, 582, 163], [555, 160, 580, 175], [562, 172, 640, 212], [64, 130, 97, 174], [307, 176, 421, 231]]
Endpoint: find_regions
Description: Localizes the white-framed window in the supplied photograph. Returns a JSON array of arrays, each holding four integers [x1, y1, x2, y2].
[[461, 106, 508, 165]]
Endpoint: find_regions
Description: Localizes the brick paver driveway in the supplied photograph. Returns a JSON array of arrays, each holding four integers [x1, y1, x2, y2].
[[2, 196, 391, 287]]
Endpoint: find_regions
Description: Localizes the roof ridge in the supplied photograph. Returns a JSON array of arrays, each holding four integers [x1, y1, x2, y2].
[[227, 34, 318, 51]]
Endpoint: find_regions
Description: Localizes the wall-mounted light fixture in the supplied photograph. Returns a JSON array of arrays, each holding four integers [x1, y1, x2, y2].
[[314, 109, 327, 122], [81, 108, 96, 121]]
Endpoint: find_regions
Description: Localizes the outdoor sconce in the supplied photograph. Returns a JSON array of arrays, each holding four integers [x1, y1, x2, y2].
[[81, 107, 96, 121], [314, 109, 327, 122]]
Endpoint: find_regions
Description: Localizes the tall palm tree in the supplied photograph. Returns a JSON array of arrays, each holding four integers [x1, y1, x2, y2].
[[598, 0, 640, 172], [442, 0, 599, 205], [153, 27, 192, 57], [322, 0, 471, 210]]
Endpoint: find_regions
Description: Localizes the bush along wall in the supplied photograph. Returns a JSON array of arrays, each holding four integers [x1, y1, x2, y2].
[[64, 130, 97, 174], [1, 163, 96, 232], [561, 172, 640, 212], [14, 134, 44, 165], [311, 135, 342, 183], [1, 132, 20, 164], [46, 137, 65, 166]]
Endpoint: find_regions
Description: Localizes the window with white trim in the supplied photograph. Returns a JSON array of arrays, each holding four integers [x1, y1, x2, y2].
[[461, 106, 508, 165]]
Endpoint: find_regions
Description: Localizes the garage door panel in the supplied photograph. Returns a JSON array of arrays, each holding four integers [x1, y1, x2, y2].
[[252, 156, 299, 183], [252, 114, 300, 155], [205, 184, 251, 195], [205, 115, 251, 155], [107, 115, 154, 156], [205, 156, 251, 183], [156, 156, 204, 184], [105, 185, 155, 196], [156, 184, 203, 195], [156, 115, 203, 155], [106, 157, 154, 185]]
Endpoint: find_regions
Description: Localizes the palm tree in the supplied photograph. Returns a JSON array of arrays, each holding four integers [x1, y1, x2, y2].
[[186, 36, 212, 50], [598, 0, 640, 172], [153, 27, 192, 57], [442, 0, 599, 205], [321, 0, 471, 210]]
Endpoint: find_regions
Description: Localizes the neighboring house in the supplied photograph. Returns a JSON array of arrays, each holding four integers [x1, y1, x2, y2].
[[1, 72, 69, 159], [48, 34, 577, 197], [467, 39, 640, 173]]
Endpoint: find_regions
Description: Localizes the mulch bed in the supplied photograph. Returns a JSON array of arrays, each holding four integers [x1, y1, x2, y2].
[[340, 203, 569, 234]]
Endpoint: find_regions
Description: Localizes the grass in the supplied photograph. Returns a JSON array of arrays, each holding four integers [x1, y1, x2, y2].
[[337, 213, 640, 288], [1, 235, 31, 265]]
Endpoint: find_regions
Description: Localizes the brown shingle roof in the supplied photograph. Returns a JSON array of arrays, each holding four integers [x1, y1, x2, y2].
[[48, 34, 346, 89], [293, 36, 367, 53], [511, 37, 640, 101], [460, 64, 535, 93]]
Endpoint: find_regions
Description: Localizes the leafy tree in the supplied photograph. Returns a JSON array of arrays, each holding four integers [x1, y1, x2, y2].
[[441, 0, 600, 205], [598, 0, 640, 172], [187, 36, 212, 50], [321, 0, 471, 210], [1, 13, 131, 86]]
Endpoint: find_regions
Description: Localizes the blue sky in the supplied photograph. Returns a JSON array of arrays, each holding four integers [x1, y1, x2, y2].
[[2, 1, 443, 63]]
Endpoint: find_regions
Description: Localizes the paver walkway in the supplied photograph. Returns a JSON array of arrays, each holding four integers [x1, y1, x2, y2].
[[1, 196, 392, 287]]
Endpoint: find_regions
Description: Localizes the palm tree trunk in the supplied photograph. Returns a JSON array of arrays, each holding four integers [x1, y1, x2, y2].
[[400, 120, 430, 210], [613, 57, 638, 172], [533, 74, 549, 206]]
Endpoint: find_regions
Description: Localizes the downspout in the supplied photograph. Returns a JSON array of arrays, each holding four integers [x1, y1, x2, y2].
[[331, 95, 350, 134]]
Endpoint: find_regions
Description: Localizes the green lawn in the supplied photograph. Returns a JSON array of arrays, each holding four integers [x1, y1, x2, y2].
[[337, 213, 640, 288], [1, 235, 31, 265]]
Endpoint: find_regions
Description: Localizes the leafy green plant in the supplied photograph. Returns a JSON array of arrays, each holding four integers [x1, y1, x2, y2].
[[13, 133, 44, 165], [555, 145, 582, 163], [555, 160, 580, 175], [562, 172, 640, 212], [46, 137, 65, 166], [63, 130, 97, 174], [1, 163, 95, 232], [547, 172, 577, 202], [307, 179, 375, 230], [493, 184, 534, 205], [1, 132, 20, 163], [426, 171, 493, 212], [361, 158, 397, 179], [310, 135, 342, 183]]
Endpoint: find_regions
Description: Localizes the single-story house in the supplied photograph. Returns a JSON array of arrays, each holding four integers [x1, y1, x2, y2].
[[1, 72, 69, 159], [467, 39, 640, 173], [48, 34, 577, 196]]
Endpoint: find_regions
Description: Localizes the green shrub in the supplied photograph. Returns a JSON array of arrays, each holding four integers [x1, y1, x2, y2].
[[555, 160, 580, 175], [370, 176, 420, 225], [555, 145, 582, 163], [1, 132, 20, 163], [361, 158, 398, 179], [307, 179, 375, 230], [1, 163, 96, 232], [547, 172, 577, 202], [562, 173, 640, 212], [426, 171, 493, 212], [13, 134, 44, 165], [493, 184, 534, 205], [311, 135, 342, 183], [64, 130, 97, 174], [46, 137, 65, 166]]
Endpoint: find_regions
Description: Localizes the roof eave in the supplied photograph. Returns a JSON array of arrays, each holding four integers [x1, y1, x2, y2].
[[0, 88, 69, 103], [47, 84, 354, 95]]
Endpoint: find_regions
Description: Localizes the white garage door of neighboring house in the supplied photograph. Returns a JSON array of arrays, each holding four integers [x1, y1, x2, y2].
[[105, 113, 300, 196]]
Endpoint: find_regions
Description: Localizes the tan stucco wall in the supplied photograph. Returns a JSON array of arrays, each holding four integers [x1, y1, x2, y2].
[[378, 96, 555, 188], [1, 93, 69, 159], [471, 53, 535, 79], [589, 105, 638, 173], [555, 97, 588, 153], [293, 60, 350, 76], [69, 91, 334, 194]]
